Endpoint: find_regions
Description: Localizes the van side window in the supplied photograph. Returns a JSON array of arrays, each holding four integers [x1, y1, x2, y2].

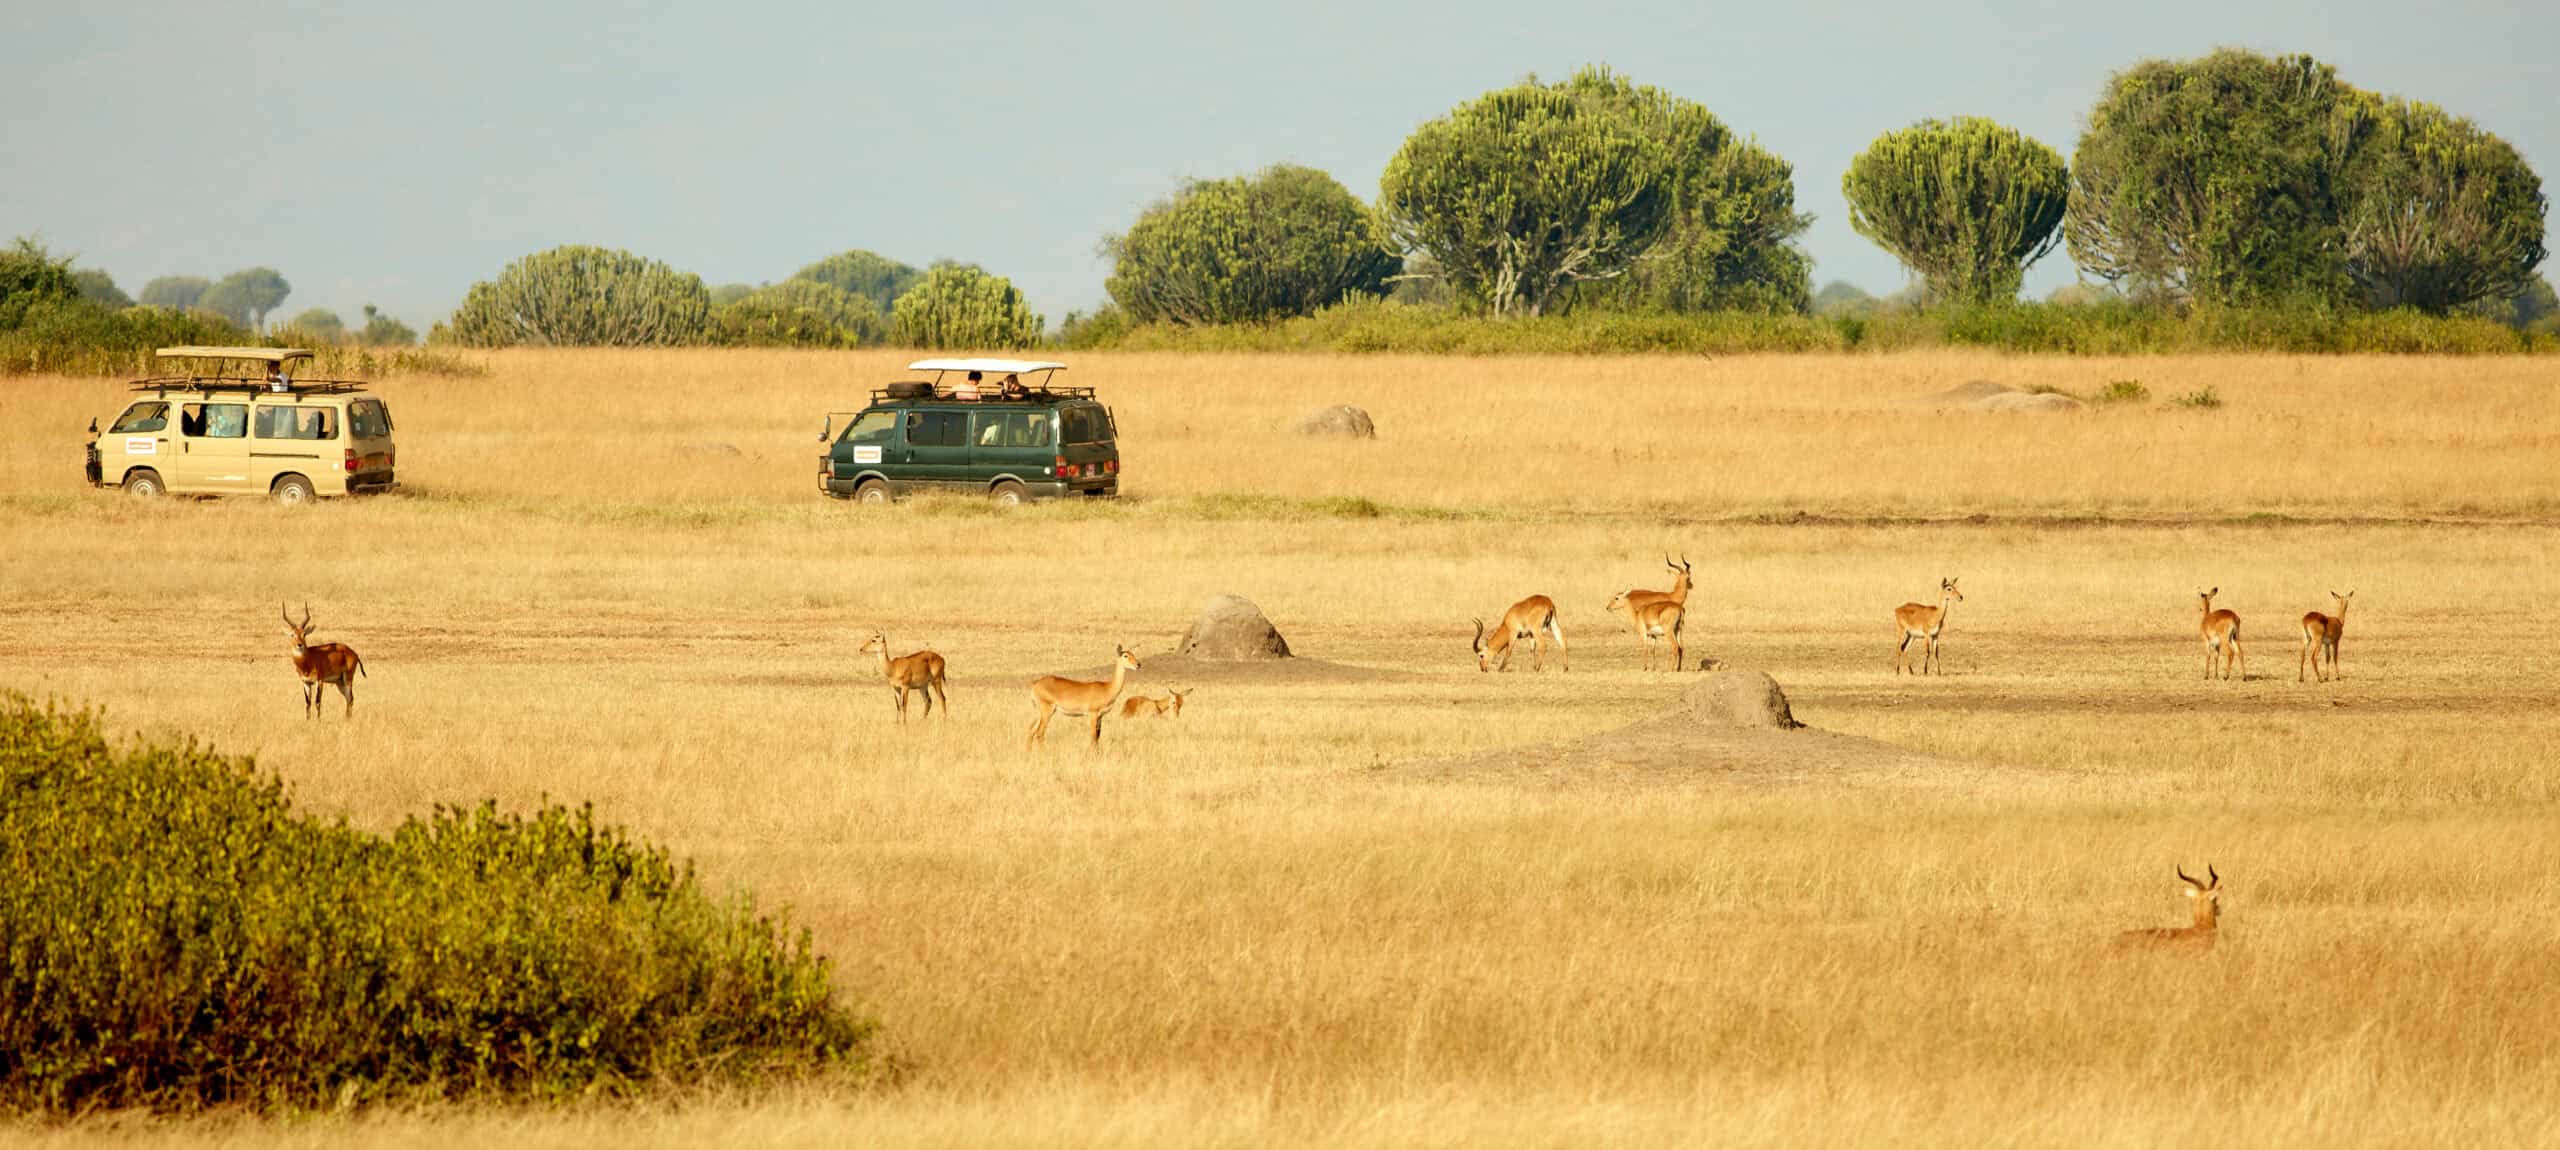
[[109, 402, 168, 434], [906, 410, 968, 447], [974, 411, 1049, 448], [182, 403, 247, 438], [255, 406, 337, 440]]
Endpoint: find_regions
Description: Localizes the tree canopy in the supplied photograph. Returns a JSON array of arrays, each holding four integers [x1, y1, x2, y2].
[[1844, 117, 2070, 304], [138, 276, 210, 312], [2341, 99, 2547, 313], [197, 268, 292, 332], [716, 279, 882, 347], [889, 263, 1042, 350], [442, 246, 714, 347], [72, 269, 132, 310], [1106, 164, 1397, 325], [791, 251, 921, 313]]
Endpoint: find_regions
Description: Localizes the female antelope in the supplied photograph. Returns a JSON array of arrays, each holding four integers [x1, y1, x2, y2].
[[2198, 588, 2244, 681], [1119, 687, 1191, 719], [1472, 596, 1567, 672], [2115, 865, 2223, 951], [2300, 591, 2352, 683], [1027, 645, 1142, 748], [859, 632, 948, 723], [1892, 577, 1963, 675], [283, 602, 366, 719], [1605, 596, 1685, 671]]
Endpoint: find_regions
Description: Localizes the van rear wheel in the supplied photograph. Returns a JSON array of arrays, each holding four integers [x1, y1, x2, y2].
[[272, 475, 316, 506], [989, 480, 1027, 506], [853, 479, 890, 505], [124, 469, 163, 498]]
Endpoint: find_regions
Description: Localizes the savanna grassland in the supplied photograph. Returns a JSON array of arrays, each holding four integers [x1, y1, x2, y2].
[[2, 350, 2558, 1147]]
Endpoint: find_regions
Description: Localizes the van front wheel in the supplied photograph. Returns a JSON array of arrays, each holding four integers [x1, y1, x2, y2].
[[124, 469, 164, 498], [989, 480, 1027, 506], [272, 475, 316, 506]]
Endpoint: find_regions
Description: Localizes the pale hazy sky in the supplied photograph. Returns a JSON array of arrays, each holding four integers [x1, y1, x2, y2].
[[5, 1, 2552, 330]]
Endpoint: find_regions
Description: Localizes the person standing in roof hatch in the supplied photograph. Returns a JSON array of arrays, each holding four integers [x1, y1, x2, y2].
[[953, 370, 983, 401]]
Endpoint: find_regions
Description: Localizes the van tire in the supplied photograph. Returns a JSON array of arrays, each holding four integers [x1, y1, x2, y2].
[[272, 474, 316, 505], [989, 480, 1027, 506], [124, 469, 164, 498], [853, 479, 890, 505]]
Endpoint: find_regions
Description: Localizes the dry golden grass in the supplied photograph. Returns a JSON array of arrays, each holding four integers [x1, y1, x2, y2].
[[3, 349, 2558, 1146]]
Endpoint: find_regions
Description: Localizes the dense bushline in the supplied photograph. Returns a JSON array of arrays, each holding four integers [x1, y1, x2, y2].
[[0, 695, 874, 1112], [1061, 295, 2556, 356]]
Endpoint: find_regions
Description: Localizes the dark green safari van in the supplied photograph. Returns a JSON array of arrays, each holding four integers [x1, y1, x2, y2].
[[820, 359, 1120, 504]]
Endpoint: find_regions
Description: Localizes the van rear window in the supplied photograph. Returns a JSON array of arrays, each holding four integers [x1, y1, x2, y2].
[[348, 399, 392, 439], [1062, 406, 1114, 444]]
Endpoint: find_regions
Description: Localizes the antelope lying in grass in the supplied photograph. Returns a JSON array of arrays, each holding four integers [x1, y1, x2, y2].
[[1605, 597, 1685, 671], [2300, 591, 2352, 683], [1027, 645, 1141, 748], [2115, 865, 2223, 951], [1119, 687, 1191, 719], [1473, 596, 1567, 672], [283, 602, 366, 719], [1892, 577, 1963, 675], [2199, 588, 2245, 681], [859, 632, 947, 723]]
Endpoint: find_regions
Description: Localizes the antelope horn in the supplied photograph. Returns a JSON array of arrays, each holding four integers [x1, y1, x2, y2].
[[2207, 864, 2219, 890], [2176, 865, 2199, 888], [298, 602, 313, 629], [1472, 618, 1486, 646], [281, 601, 293, 628]]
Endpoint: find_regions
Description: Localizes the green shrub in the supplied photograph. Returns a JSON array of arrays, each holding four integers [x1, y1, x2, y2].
[[2170, 385, 2224, 409], [716, 280, 883, 347], [1106, 164, 1397, 325], [890, 263, 1042, 350], [0, 695, 872, 1112], [2093, 379, 2151, 405], [442, 246, 714, 348]]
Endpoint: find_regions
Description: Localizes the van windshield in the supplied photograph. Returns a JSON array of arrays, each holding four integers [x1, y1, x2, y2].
[[109, 402, 168, 434], [840, 410, 897, 444]]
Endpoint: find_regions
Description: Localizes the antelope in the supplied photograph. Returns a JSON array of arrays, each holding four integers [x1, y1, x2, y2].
[[2198, 588, 2244, 681], [1605, 598, 1685, 671], [1892, 577, 1964, 675], [858, 632, 948, 723], [1472, 595, 1567, 672], [282, 602, 366, 719], [1119, 687, 1191, 719], [1614, 554, 1693, 616], [2300, 591, 2352, 683], [1027, 645, 1142, 748], [2115, 865, 2223, 951]]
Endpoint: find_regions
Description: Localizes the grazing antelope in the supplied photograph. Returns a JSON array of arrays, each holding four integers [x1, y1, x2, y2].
[[282, 602, 366, 719], [1119, 687, 1192, 719], [1892, 577, 1964, 675], [2198, 588, 2244, 681], [1027, 645, 1142, 748], [858, 632, 948, 723], [1605, 597, 1685, 671], [2300, 591, 2352, 683], [2115, 865, 2223, 951], [1472, 596, 1568, 672]]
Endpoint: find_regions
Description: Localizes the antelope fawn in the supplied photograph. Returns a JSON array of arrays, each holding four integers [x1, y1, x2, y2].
[[1473, 596, 1567, 672], [1604, 597, 1685, 671], [1118, 687, 1191, 719], [2198, 588, 2245, 681], [2300, 591, 2353, 683], [1892, 577, 1963, 675], [2115, 865, 2223, 951], [1027, 645, 1142, 748], [282, 602, 366, 719], [859, 632, 948, 723]]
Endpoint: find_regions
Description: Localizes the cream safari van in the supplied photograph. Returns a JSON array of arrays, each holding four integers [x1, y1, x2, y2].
[[85, 347, 397, 503]]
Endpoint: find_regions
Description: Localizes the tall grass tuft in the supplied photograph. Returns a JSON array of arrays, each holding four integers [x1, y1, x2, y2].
[[0, 695, 874, 1113]]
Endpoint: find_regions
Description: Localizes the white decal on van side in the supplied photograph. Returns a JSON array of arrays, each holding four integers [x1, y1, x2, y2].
[[854, 446, 882, 464], [125, 438, 156, 455]]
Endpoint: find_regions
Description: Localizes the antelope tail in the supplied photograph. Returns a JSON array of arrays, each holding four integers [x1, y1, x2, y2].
[[357, 656, 368, 678]]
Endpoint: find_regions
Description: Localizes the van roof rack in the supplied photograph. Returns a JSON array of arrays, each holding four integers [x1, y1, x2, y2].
[[867, 382, 1097, 404], [126, 376, 370, 395]]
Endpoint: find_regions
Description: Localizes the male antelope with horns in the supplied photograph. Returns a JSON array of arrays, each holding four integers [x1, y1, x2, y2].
[[282, 602, 366, 718], [2115, 865, 2224, 952]]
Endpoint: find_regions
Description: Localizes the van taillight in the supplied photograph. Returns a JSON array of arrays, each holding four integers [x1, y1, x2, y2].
[[1104, 459, 1118, 474], [344, 448, 358, 472]]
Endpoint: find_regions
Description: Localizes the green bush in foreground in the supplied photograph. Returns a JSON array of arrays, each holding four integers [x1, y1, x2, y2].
[[0, 695, 872, 1112]]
